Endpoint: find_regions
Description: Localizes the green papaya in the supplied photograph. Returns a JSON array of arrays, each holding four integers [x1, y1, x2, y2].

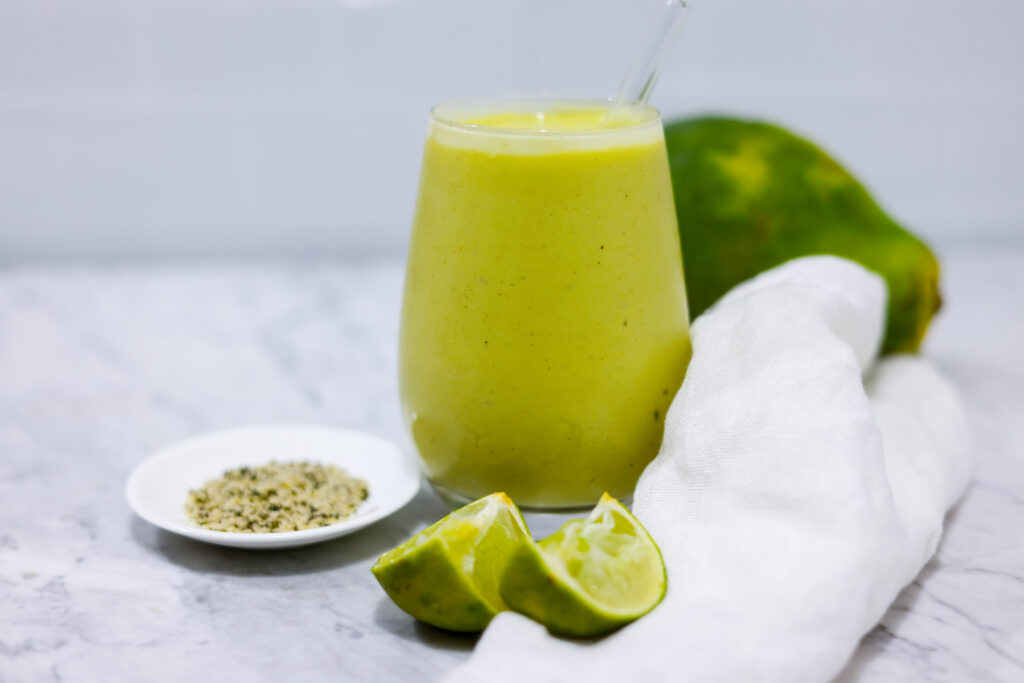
[[664, 116, 941, 354]]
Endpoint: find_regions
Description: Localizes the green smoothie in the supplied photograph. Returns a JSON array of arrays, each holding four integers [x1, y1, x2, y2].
[[400, 99, 691, 509]]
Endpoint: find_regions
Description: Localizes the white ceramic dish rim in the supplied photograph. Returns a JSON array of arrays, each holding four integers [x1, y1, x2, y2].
[[125, 424, 421, 549]]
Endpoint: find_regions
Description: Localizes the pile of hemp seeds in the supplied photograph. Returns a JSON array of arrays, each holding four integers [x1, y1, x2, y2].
[[186, 461, 369, 533]]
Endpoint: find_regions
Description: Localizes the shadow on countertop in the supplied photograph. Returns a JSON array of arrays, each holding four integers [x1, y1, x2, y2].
[[129, 484, 449, 577], [373, 597, 480, 653]]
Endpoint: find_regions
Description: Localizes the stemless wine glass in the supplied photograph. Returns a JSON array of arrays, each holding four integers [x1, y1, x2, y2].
[[399, 98, 691, 510]]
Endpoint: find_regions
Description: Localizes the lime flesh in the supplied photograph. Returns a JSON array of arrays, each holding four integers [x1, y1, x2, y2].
[[499, 493, 666, 637], [371, 492, 530, 632]]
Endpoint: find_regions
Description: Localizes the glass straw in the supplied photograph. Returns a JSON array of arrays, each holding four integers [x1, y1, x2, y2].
[[609, 0, 692, 111]]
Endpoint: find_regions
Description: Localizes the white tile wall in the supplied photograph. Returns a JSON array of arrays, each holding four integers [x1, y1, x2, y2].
[[0, 0, 1021, 260]]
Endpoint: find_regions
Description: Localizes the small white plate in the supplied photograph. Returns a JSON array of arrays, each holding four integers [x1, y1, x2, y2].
[[126, 425, 421, 549]]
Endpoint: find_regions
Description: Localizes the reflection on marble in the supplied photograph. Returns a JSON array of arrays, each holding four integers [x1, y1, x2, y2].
[[1, 249, 1022, 681]]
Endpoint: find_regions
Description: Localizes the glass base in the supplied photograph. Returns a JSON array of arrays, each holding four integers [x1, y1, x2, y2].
[[427, 479, 633, 513]]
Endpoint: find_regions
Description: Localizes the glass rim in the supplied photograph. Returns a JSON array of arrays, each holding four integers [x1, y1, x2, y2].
[[429, 97, 662, 138]]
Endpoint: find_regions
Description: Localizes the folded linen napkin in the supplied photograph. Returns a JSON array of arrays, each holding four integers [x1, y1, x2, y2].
[[447, 256, 970, 683]]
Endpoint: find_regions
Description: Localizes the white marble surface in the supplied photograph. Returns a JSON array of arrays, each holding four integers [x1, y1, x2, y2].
[[1, 246, 1022, 682]]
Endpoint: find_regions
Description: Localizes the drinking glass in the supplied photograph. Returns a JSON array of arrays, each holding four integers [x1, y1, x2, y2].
[[399, 98, 691, 510]]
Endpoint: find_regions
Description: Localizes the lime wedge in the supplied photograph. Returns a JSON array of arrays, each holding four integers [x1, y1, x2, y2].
[[499, 493, 666, 637], [371, 492, 530, 632]]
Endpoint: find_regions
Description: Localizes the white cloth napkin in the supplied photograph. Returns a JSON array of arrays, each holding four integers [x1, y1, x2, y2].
[[447, 256, 970, 683]]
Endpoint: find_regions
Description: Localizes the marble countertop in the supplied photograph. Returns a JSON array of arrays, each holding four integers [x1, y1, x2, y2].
[[2, 245, 1022, 682]]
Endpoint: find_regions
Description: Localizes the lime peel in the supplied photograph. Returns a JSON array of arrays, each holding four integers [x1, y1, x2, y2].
[[371, 492, 529, 632]]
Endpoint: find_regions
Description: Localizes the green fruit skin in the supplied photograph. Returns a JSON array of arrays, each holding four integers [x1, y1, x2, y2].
[[372, 536, 496, 632], [499, 542, 630, 639], [664, 116, 941, 354]]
